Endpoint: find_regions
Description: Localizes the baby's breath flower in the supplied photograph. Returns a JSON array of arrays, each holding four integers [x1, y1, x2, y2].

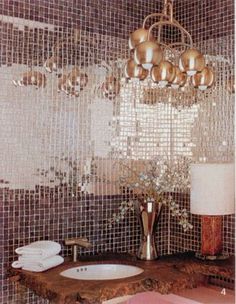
[[107, 157, 192, 231]]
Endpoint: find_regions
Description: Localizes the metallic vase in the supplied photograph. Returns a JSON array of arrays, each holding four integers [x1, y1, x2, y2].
[[135, 199, 162, 260]]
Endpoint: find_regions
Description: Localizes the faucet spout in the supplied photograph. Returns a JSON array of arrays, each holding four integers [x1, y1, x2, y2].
[[64, 237, 92, 262], [65, 237, 92, 248]]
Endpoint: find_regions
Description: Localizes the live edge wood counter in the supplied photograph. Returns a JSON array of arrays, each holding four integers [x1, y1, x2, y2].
[[9, 253, 234, 304]]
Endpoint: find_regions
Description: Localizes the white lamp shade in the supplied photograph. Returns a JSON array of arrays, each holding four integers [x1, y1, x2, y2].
[[190, 163, 235, 215]]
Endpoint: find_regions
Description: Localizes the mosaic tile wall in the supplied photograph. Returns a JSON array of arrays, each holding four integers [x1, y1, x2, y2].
[[175, 0, 234, 42], [0, 0, 235, 303]]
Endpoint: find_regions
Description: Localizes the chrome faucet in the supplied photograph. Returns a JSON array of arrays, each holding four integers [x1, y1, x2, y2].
[[64, 237, 92, 262]]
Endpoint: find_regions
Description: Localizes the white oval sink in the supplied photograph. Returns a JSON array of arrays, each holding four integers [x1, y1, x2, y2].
[[60, 264, 144, 280]]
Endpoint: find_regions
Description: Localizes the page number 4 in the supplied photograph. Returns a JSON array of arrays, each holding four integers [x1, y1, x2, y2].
[[221, 288, 226, 295]]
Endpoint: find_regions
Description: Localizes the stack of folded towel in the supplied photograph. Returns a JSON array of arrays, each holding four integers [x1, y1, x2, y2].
[[12, 240, 64, 272]]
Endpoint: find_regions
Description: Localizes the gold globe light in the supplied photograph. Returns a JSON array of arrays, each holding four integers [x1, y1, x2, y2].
[[171, 66, 187, 88], [102, 76, 120, 99], [134, 41, 163, 70], [191, 66, 214, 90], [125, 59, 148, 80], [179, 48, 205, 76], [227, 76, 235, 94], [67, 67, 88, 91], [151, 60, 176, 87], [128, 28, 155, 50], [125, 0, 214, 94]]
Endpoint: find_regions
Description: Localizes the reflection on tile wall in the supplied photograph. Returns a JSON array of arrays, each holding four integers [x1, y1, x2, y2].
[[0, 0, 235, 303], [175, 0, 234, 41]]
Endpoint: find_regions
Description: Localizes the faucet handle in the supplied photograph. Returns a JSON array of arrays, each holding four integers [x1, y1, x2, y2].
[[64, 237, 92, 262], [64, 237, 92, 248]]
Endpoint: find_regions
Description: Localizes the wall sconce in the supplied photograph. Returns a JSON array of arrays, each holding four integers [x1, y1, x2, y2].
[[190, 163, 234, 260]]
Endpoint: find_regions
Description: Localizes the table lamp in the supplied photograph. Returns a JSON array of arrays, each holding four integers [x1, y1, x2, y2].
[[190, 163, 235, 259]]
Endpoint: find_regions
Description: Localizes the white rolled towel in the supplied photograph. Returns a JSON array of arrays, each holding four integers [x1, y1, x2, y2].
[[12, 261, 23, 268], [15, 241, 61, 258], [12, 255, 64, 272], [18, 255, 44, 263]]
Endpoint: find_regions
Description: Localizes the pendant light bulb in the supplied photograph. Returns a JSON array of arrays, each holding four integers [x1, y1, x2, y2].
[[171, 84, 180, 89], [128, 28, 155, 50], [171, 66, 187, 88], [191, 66, 214, 90], [125, 59, 148, 80], [187, 70, 196, 76], [142, 63, 153, 70], [151, 60, 176, 85], [179, 48, 205, 75], [199, 85, 207, 91], [134, 41, 163, 69], [226, 76, 235, 94], [158, 80, 168, 88]]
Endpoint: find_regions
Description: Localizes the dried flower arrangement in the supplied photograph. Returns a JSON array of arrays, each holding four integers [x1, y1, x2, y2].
[[108, 157, 193, 232]]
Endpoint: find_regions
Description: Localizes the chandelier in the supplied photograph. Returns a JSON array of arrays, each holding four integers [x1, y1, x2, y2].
[[125, 0, 214, 91]]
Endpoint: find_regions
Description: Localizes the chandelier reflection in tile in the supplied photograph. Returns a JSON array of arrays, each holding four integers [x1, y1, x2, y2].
[[125, 0, 214, 91]]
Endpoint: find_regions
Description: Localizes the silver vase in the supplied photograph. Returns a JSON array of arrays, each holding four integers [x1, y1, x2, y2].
[[135, 199, 162, 260]]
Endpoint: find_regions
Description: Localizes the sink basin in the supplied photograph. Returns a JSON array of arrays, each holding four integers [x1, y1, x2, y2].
[[60, 264, 144, 280]]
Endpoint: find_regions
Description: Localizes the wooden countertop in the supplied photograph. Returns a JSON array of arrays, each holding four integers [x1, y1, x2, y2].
[[9, 253, 234, 304]]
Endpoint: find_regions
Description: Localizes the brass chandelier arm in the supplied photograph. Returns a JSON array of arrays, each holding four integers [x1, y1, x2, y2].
[[158, 42, 180, 65], [126, 0, 212, 90], [147, 20, 193, 47], [142, 13, 170, 28], [168, 42, 193, 49], [142, 0, 173, 26], [143, 13, 187, 45], [157, 5, 183, 45], [142, 13, 166, 45], [158, 42, 194, 66], [167, 1, 174, 22], [142, 13, 184, 30], [158, 17, 164, 45]]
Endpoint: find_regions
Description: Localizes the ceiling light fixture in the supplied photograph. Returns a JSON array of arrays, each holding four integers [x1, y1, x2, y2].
[[191, 66, 214, 91], [125, 0, 214, 91]]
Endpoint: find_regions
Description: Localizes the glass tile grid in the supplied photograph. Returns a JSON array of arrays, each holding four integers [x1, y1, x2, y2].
[[169, 34, 234, 256], [0, 1, 164, 302], [0, 0, 234, 303]]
